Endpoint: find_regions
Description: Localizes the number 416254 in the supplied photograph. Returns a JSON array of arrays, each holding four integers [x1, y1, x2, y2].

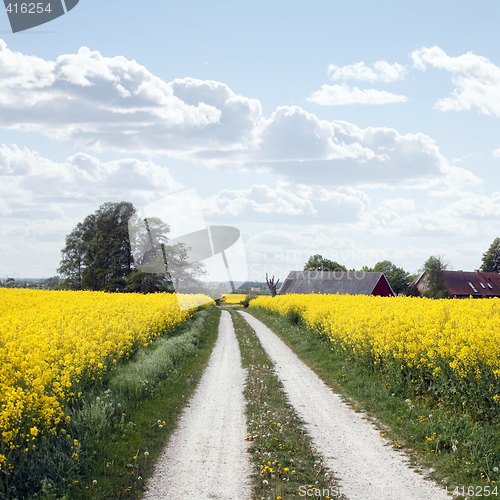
[[446, 485, 499, 497], [5, 3, 52, 14]]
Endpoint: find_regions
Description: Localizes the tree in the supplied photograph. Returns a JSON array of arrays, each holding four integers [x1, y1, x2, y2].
[[127, 213, 173, 292], [166, 242, 206, 292], [58, 222, 85, 289], [372, 260, 412, 295], [265, 273, 280, 297], [59, 202, 136, 291], [480, 237, 500, 273], [128, 213, 206, 293], [46, 276, 60, 290], [304, 254, 347, 272], [421, 256, 452, 299], [4, 278, 15, 288], [404, 281, 421, 297], [125, 270, 169, 294]]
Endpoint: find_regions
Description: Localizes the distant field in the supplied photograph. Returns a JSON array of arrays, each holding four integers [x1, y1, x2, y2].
[[223, 294, 247, 303]]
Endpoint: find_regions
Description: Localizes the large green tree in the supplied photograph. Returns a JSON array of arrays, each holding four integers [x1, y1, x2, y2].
[[59, 202, 136, 291], [421, 255, 452, 299], [480, 237, 500, 273], [303, 254, 347, 272], [372, 260, 412, 295]]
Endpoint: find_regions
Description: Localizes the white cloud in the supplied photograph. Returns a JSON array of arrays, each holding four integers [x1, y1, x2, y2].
[[203, 184, 316, 218], [446, 192, 500, 219], [242, 106, 481, 188], [245, 225, 360, 280], [0, 42, 480, 192], [251, 106, 379, 163], [0, 144, 182, 218], [493, 148, 500, 158], [243, 225, 435, 278], [381, 198, 415, 212], [412, 46, 500, 116], [202, 183, 369, 223], [360, 192, 500, 238], [0, 144, 185, 276], [202, 222, 486, 279], [328, 61, 408, 82], [308, 83, 407, 105], [0, 41, 261, 154]]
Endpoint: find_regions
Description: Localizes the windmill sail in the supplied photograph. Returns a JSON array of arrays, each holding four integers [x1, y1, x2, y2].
[[4, 0, 79, 33]]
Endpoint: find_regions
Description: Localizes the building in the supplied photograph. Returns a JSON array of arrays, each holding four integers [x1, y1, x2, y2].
[[415, 270, 500, 298], [278, 271, 394, 297]]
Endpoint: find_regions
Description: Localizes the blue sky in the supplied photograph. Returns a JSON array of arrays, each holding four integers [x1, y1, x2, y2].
[[1, 0, 500, 281]]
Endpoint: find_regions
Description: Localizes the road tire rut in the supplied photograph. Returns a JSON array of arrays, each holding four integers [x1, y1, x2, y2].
[[144, 310, 251, 500]]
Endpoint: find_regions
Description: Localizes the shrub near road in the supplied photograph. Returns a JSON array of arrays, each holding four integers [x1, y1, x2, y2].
[[0, 289, 212, 488], [250, 294, 500, 422]]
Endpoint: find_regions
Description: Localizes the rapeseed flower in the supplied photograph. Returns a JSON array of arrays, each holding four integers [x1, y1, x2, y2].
[[0, 288, 212, 465]]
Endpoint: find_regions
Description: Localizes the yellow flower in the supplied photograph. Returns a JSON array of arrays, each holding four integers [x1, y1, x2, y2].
[[0, 289, 211, 460], [249, 293, 500, 419]]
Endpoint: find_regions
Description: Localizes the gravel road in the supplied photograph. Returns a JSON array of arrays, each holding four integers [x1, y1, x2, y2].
[[239, 311, 452, 500], [143, 310, 252, 500]]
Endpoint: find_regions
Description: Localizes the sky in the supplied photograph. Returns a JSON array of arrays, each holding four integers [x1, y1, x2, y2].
[[1, 0, 500, 283]]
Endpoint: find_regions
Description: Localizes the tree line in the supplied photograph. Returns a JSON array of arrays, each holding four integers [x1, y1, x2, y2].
[[6, 200, 499, 297], [302, 238, 500, 298]]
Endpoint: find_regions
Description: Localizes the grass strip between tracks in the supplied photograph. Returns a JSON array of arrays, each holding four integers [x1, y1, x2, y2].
[[230, 310, 346, 500]]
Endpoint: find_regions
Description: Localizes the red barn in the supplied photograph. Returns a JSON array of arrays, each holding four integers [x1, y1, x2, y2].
[[278, 271, 394, 296]]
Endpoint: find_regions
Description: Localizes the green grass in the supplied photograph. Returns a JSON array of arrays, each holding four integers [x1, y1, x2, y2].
[[247, 307, 500, 498], [230, 310, 346, 500], [10, 307, 221, 500]]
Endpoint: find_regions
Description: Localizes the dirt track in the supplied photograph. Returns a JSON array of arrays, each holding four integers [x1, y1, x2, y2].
[[145, 310, 451, 500]]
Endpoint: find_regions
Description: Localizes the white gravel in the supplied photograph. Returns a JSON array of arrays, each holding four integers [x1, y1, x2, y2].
[[143, 310, 252, 500], [239, 310, 452, 500]]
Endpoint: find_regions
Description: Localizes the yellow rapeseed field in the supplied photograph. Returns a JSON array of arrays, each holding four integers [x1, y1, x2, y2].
[[250, 294, 500, 419], [222, 293, 247, 303], [0, 289, 212, 466]]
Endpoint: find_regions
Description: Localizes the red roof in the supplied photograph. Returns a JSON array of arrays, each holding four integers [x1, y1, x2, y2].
[[442, 270, 500, 297]]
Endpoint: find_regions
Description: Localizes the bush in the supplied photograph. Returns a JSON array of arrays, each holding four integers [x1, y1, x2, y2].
[[240, 293, 258, 308], [214, 296, 226, 305]]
